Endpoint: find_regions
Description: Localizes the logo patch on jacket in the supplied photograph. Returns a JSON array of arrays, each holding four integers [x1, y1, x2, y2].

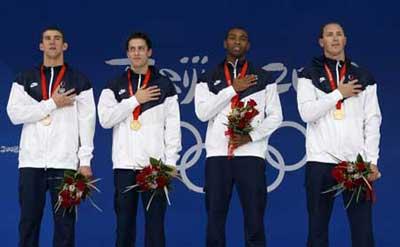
[[319, 77, 326, 83], [213, 80, 222, 86], [30, 82, 39, 88], [118, 89, 126, 95], [58, 81, 66, 93]]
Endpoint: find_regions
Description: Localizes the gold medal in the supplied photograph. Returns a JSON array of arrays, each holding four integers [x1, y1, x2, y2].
[[130, 120, 141, 131], [41, 115, 52, 126], [333, 108, 345, 120]]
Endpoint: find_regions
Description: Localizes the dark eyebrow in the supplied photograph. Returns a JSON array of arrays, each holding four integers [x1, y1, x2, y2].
[[129, 45, 146, 50], [43, 34, 63, 39]]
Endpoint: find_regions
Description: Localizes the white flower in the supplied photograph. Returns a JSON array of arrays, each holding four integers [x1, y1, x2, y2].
[[150, 183, 158, 189], [76, 191, 83, 198], [69, 185, 76, 192], [347, 165, 355, 173]]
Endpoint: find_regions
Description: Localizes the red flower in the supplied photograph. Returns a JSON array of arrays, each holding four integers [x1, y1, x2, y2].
[[140, 182, 150, 191], [136, 166, 162, 191], [247, 99, 257, 107], [343, 180, 354, 189], [156, 176, 168, 188], [237, 101, 245, 108], [136, 173, 146, 184], [136, 177, 148, 189], [76, 180, 87, 192], [244, 111, 253, 121], [60, 190, 73, 208], [60, 190, 70, 199], [337, 161, 348, 169], [353, 178, 363, 186], [142, 166, 153, 175], [332, 168, 345, 183], [252, 109, 259, 117], [356, 162, 366, 172], [225, 128, 233, 137], [244, 109, 259, 120], [61, 200, 72, 208], [238, 119, 247, 129], [65, 177, 74, 185]]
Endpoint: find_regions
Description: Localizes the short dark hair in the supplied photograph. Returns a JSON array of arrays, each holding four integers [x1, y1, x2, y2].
[[125, 32, 152, 50], [41, 26, 66, 42], [319, 22, 345, 38], [225, 26, 249, 40]]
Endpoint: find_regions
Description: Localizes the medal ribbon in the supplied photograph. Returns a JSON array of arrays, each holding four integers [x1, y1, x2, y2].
[[224, 60, 248, 108], [323, 63, 347, 110], [127, 68, 151, 121]]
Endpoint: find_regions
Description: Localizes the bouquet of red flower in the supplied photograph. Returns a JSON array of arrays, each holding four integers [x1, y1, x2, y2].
[[55, 171, 101, 216], [322, 154, 375, 209], [124, 157, 181, 211], [225, 99, 259, 158]]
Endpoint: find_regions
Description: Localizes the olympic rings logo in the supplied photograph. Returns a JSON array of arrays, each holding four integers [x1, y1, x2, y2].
[[177, 121, 307, 193]]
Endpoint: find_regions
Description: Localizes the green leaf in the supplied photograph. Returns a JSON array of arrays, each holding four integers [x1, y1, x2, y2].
[[64, 170, 75, 178], [356, 154, 364, 163], [149, 157, 159, 166]]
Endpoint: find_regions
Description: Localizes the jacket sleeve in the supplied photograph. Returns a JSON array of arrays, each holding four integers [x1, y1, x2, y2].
[[76, 88, 96, 167], [249, 83, 283, 142], [362, 84, 382, 165], [97, 88, 139, 129], [7, 81, 57, 125], [194, 80, 236, 122], [297, 77, 343, 123], [163, 94, 182, 166]]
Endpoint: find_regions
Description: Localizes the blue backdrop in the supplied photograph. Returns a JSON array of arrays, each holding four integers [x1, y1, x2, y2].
[[0, 0, 399, 246]]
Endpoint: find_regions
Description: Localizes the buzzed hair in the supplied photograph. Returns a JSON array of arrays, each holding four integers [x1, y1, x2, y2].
[[125, 32, 152, 51], [319, 22, 345, 38], [41, 26, 66, 42], [225, 27, 249, 40]]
